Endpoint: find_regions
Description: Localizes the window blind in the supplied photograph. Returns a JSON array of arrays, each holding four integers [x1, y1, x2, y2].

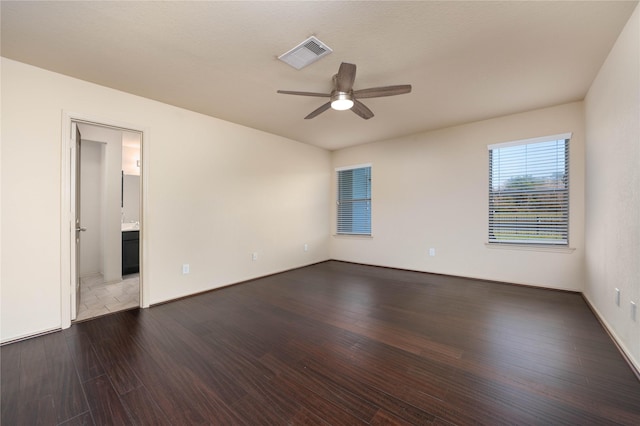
[[489, 134, 570, 245], [337, 165, 371, 235]]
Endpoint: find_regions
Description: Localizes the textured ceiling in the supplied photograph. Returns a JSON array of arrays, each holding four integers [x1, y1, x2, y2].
[[1, 1, 637, 150]]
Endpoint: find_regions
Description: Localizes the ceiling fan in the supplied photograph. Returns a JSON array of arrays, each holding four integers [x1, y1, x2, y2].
[[277, 62, 412, 120]]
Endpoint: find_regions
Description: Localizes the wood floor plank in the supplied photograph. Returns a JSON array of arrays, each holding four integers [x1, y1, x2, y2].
[[22, 395, 58, 426], [80, 375, 132, 425], [119, 309, 248, 424], [18, 337, 52, 399], [259, 351, 380, 423], [41, 332, 89, 423], [289, 407, 329, 425], [370, 408, 416, 426], [270, 373, 369, 425], [37, 395, 58, 425], [2, 261, 639, 425], [178, 366, 249, 425], [119, 386, 171, 425], [0, 341, 21, 425], [13, 338, 62, 424], [230, 393, 289, 425], [57, 411, 94, 426], [91, 338, 143, 395], [124, 359, 212, 425], [300, 356, 437, 424], [140, 308, 250, 405], [64, 330, 105, 383]]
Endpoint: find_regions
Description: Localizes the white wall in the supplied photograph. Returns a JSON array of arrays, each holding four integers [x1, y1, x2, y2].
[[123, 175, 140, 224], [1, 57, 331, 342], [331, 102, 585, 291], [78, 124, 123, 283], [79, 141, 104, 277], [584, 4, 639, 371], [122, 142, 140, 176]]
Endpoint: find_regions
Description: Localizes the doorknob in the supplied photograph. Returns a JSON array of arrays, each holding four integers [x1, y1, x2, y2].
[[76, 226, 87, 232]]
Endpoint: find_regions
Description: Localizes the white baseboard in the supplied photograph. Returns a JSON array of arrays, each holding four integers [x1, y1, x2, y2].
[[0, 326, 61, 345], [582, 293, 640, 380]]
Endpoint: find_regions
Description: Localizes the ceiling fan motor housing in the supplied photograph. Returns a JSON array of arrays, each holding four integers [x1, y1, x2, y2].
[[330, 91, 354, 110]]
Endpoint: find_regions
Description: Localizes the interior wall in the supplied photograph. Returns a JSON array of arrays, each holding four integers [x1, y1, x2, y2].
[[331, 102, 585, 291], [78, 125, 123, 283], [123, 175, 140, 223], [0, 57, 331, 343], [122, 143, 140, 176], [584, 4, 639, 370], [79, 141, 104, 277]]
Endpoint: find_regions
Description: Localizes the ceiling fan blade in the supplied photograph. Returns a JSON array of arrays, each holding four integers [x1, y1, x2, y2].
[[351, 100, 374, 120], [277, 90, 331, 97], [304, 102, 332, 119], [353, 85, 412, 99], [335, 62, 357, 92]]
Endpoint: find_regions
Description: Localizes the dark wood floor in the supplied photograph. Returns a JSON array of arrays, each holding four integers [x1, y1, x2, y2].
[[2, 261, 640, 425]]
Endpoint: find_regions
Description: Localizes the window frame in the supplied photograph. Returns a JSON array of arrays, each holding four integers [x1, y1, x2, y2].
[[336, 164, 372, 236], [488, 133, 571, 246]]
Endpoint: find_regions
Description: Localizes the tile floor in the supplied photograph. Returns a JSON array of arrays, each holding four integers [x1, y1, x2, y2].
[[76, 273, 139, 321]]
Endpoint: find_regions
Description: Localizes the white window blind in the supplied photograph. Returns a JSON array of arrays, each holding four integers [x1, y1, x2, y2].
[[488, 134, 570, 245], [337, 165, 371, 235]]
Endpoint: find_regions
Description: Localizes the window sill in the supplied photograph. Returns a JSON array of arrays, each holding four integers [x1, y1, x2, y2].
[[333, 234, 373, 239], [485, 243, 575, 253]]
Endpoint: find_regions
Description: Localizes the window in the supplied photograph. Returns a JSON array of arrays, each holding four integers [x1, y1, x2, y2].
[[488, 134, 570, 245], [337, 165, 371, 235]]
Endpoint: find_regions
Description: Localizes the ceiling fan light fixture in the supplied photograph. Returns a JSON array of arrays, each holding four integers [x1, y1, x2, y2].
[[331, 92, 354, 110]]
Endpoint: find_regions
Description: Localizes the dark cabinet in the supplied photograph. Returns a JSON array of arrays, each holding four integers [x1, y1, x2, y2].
[[122, 230, 139, 275]]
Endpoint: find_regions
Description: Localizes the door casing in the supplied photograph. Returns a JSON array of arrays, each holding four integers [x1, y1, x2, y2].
[[61, 111, 149, 329]]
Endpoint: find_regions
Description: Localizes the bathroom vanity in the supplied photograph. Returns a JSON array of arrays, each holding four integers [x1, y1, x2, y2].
[[122, 224, 139, 275]]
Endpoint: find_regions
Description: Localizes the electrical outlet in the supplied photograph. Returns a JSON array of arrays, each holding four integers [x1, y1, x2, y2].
[[631, 301, 637, 321], [182, 264, 190, 274], [429, 248, 436, 257], [304, 244, 309, 252], [252, 252, 258, 261], [615, 288, 620, 306]]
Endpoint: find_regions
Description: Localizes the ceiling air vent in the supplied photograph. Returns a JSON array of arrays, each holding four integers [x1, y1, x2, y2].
[[278, 36, 332, 70]]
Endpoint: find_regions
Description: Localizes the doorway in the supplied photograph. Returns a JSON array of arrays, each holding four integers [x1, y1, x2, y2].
[[62, 115, 146, 324]]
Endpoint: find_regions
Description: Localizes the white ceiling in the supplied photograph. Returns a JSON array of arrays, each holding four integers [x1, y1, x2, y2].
[[2, 1, 636, 150]]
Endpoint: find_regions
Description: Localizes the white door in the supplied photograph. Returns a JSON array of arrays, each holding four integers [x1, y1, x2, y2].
[[70, 123, 84, 320]]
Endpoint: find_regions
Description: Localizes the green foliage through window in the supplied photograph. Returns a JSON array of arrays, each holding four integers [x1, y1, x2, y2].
[[489, 135, 569, 245], [337, 166, 371, 235]]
